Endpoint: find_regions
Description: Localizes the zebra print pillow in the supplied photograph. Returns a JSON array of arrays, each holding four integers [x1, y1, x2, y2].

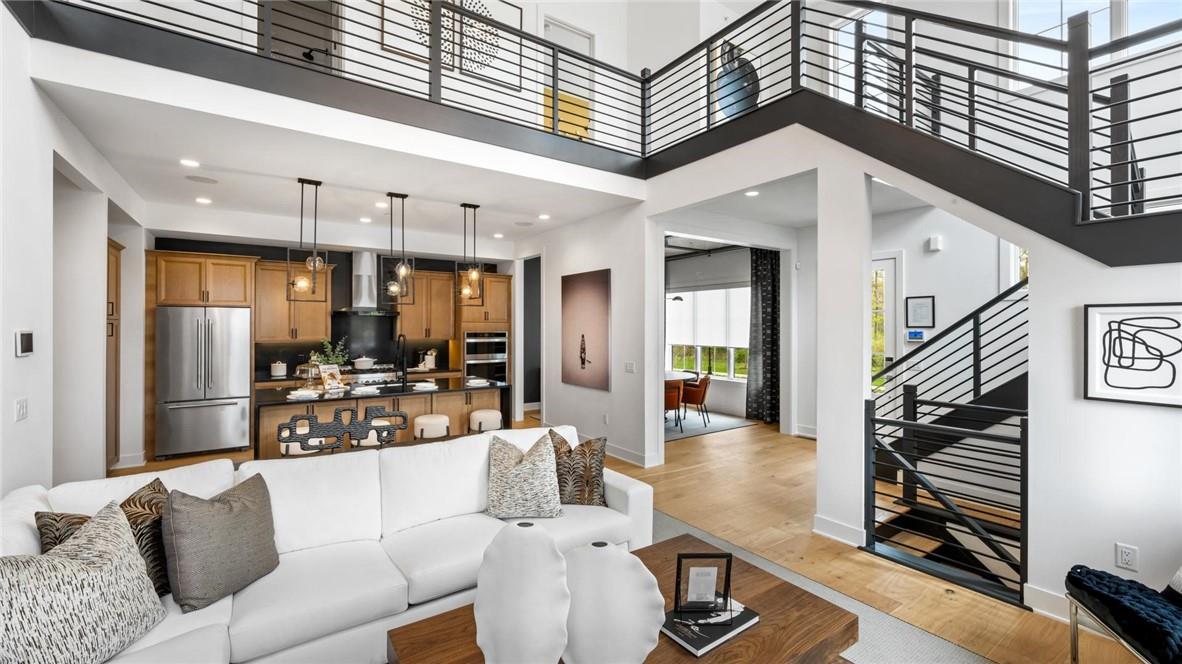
[[1, 502, 165, 664], [549, 430, 608, 507], [485, 435, 563, 519], [35, 478, 170, 596]]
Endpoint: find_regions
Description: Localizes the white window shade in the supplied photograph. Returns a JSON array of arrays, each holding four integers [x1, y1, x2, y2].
[[695, 289, 727, 346], [728, 287, 751, 347], [666, 296, 695, 345]]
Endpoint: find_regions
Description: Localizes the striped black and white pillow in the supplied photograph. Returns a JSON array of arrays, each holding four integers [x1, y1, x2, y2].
[[485, 435, 563, 519], [0, 501, 165, 664]]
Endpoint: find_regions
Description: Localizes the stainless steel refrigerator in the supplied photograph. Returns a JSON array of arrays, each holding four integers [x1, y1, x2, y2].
[[155, 307, 251, 456]]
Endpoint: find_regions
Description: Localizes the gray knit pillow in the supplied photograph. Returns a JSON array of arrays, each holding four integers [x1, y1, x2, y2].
[[485, 435, 563, 519], [0, 501, 165, 664]]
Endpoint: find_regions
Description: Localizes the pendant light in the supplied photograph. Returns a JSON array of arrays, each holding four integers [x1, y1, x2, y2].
[[382, 192, 414, 307], [457, 203, 484, 306], [287, 177, 328, 302]]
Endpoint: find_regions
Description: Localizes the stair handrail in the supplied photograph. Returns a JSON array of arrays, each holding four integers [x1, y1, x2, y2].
[[873, 278, 1028, 382]]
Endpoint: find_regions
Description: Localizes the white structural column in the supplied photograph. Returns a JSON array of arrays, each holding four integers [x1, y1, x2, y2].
[[813, 162, 873, 546]]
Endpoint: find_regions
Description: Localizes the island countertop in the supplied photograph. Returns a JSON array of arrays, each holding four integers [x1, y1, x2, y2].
[[255, 378, 509, 407]]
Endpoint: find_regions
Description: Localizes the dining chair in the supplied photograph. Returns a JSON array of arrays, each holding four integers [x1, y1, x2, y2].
[[664, 380, 684, 433], [681, 374, 712, 426]]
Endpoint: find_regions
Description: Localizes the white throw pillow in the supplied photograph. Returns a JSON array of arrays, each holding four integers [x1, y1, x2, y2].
[[0, 501, 165, 664], [485, 435, 563, 519]]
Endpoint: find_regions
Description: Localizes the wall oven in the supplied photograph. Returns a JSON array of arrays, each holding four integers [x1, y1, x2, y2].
[[464, 331, 508, 382]]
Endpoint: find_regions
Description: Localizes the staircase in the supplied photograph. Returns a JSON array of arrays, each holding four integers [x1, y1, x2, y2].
[[865, 280, 1029, 605]]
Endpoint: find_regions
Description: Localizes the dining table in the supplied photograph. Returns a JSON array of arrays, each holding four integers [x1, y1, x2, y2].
[[665, 370, 698, 382]]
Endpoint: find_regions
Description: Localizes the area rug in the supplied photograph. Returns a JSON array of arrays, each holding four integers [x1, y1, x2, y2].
[[652, 512, 990, 664], [665, 411, 759, 441]]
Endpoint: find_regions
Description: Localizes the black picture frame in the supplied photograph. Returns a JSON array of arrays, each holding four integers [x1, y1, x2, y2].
[[1084, 302, 1182, 409], [673, 552, 733, 622], [905, 295, 936, 328]]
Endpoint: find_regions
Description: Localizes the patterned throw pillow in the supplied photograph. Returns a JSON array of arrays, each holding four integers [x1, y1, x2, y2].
[[549, 430, 608, 507], [485, 435, 563, 519], [0, 502, 166, 664], [35, 478, 170, 596]]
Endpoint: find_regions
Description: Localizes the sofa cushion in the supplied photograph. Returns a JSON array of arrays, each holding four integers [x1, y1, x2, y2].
[[1, 484, 49, 555], [486, 435, 563, 519], [108, 624, 230, 664], [237, 451, 381, 553], [504, 504, 632, 552], [1066, 564, 1182, 664], [120, 594, 232, 656], [493, 425, 578, 452], [381, 513, 506, 604], [550, 430, 608, 507], [47, 459, 234, 515], [229, 540, 409, 662], [379, 434, 490, 534]]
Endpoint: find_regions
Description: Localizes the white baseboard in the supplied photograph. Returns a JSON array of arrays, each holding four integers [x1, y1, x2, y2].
[[795, 424, 817, 438], [523, 402, 540, 411], [812, 514, 864, 547], [606, 442, 646, 467], [1024, 583, 1069, 620], [111, 451, 146, 469]]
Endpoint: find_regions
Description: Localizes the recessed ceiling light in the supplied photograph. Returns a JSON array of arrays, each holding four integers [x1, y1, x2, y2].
[[185, 175, 219, 185], [375, 201, 388, 209], [360, 217, 372, 223], [195, 197, 212, 205], [493, 232, 504, 239], [179, 158, 200, 168], [538, 213, 551, 220], [745, 190, 760, 197]]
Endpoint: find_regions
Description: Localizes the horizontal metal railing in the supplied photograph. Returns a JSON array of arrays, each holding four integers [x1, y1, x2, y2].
[[51, 0, 1180, 222]]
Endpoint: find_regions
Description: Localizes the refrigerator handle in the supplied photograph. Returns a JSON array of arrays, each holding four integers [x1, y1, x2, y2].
[[195, 318, 203, 391], [206, 318, 214, 390]]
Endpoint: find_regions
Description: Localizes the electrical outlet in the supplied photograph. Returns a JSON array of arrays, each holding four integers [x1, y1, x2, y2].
[[603, 413, 609, 425], [14, 398, 28, 422], [1116, 542, 1139, 572]]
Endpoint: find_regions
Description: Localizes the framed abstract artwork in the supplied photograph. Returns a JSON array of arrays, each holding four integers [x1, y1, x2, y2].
[[905, 295, 935, 328], [1084, 302, 1182, 408], [561, 269, 610, 391]]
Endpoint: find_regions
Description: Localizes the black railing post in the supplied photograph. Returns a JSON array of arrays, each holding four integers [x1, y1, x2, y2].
[[901, 384, 918, 504], [1067, 11, 1091, 221], [705, 43, 715, 130], [930, 73, 942, 136], [550, 46, 561, 134], [428, 0, 443, 103], [904, 17, 915, 127], [1109, 73, 1131, 217], [853, 20, 865, 108], [967, 66, 978, 151], [864, 398, 877, 548], [1019, 415, 1029, 596], [972, 313, 983, 398], [790, 0, 803, 93], [260, 0, 273, 57], [640, 67, 651, 157]]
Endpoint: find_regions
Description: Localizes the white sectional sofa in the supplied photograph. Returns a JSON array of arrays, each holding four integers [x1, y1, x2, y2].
[[0, 425, 653, 664]]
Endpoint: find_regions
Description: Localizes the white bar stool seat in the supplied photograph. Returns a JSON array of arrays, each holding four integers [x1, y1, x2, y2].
[[414, 413, 451, 440], [469, 409, 503, 433]]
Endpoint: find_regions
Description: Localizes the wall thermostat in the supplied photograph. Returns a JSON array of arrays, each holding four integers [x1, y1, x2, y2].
[[14, 331, 33, 357], [906, 329, 926, 343]]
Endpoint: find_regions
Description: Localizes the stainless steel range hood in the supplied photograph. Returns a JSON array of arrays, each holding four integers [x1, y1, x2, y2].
[[351, 251, 378, 310]]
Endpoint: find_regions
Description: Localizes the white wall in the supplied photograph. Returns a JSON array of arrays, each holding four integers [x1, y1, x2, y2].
[[52, 169, 108, 484], [794, 226, 818, 437], [108, 203, 147, 469], [665, 247, 749, 291]]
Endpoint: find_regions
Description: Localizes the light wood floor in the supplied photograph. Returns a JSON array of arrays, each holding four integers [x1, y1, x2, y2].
[[604, 423, 1135, 664]]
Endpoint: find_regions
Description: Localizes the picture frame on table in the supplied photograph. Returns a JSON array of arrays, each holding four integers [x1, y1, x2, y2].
[[1084, 302, 1182, 409], [674, 552, 733, 624], [905, 295, 936, 329]]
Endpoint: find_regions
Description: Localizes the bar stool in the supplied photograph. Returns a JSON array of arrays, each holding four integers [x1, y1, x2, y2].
[[413, 414, 451, 440], [470, 409, 503, 433]]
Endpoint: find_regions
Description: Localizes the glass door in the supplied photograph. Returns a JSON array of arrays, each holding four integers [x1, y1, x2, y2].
[[871, 257, 897, 391]]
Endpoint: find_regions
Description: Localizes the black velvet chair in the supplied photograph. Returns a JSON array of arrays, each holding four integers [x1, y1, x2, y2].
[[1065, 565, 1182, 663]]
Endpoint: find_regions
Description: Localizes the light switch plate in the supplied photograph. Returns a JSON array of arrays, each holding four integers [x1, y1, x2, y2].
[[15, 398, 28, 422], [624, 361, 636, 374]]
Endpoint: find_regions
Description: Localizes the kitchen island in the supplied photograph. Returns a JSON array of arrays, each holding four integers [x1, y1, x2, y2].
[[255, 378, 510, 459]]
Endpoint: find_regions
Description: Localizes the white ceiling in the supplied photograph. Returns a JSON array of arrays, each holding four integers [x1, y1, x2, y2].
[[685, 170, 930, 227], [39, 82, 640, 244]]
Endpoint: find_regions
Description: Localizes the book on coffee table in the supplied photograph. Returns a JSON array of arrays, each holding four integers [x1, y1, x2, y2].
[[660, 598, 760, 657]]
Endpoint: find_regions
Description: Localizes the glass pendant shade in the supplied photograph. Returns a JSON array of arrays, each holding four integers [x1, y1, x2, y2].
[[457, 203, 484, 307], [305, 255, 326, 272], [382, 192, 414, 308], [287, 177, 328, 303]]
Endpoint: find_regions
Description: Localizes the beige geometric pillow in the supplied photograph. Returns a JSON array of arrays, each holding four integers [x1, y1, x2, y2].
[[485, 435, 563, 519]]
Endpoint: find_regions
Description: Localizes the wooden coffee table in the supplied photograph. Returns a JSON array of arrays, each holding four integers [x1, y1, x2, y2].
[[387, 533, 857, 663]]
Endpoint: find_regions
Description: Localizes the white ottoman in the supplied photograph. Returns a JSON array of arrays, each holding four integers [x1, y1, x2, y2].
[[470, 409, 503, 433], [414, 413, 451, 440]]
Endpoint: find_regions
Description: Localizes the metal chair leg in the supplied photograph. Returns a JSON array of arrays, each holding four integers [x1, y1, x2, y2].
[[1070, 600, 1080, 664]]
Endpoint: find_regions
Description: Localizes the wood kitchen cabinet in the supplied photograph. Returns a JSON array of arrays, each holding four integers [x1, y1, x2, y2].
[[255, 261, 334, 342], [395, 394, 431, 443], [429, 389, 501, 437], [398, 271, 455, 340], [460, 274, 511, 325], [154, 252, 254, 307]]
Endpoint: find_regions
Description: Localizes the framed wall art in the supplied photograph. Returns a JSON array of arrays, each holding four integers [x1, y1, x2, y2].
[[1084, 302, 1182, 408], [561, 268, 610, 391], [905, 295, 935, 329]]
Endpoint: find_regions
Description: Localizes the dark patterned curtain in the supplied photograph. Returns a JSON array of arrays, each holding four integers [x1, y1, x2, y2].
[[746, 249, 779, 423]]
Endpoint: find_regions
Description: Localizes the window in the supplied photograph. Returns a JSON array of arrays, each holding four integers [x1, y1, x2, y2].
[[870, 267, 888, 388], [665, 287, 751, 380], [1015, 0, 1111, 79]]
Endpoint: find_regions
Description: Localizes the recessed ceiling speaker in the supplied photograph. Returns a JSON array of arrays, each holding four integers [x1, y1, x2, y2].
[[185, 175, 219, 185]]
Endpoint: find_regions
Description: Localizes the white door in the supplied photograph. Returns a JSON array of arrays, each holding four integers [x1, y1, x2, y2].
[[871, 257, 897, 390]]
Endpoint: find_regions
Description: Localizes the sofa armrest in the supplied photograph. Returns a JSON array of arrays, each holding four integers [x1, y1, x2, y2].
[[603, 469, 653, 550]]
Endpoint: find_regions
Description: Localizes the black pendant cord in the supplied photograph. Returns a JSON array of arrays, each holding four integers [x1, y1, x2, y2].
[[472, 206, 477, 271], [400, 196, 407, 264], [311, 183, 320, 292], [388, 192, 395, 258]]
